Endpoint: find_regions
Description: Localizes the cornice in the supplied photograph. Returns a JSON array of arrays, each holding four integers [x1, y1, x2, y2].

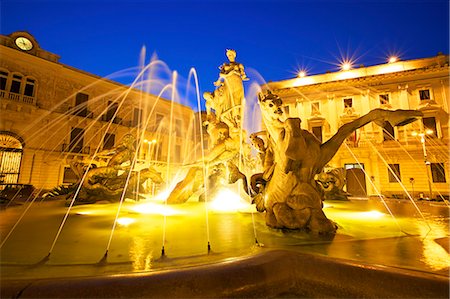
[[271, 63, 449, 96]]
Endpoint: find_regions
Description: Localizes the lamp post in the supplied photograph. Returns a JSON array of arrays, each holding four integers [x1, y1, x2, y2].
[[412, 130, 434, 200]]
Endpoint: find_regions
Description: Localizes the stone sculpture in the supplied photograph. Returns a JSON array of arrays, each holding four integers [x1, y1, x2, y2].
[[166, 50, 249, 204], [250, 90, 423, 233], [315, 168, 349, 201], [68, 134, 164, 204]]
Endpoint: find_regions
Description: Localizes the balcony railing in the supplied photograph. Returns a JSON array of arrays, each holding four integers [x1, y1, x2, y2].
[[0, 90, 36, 105]]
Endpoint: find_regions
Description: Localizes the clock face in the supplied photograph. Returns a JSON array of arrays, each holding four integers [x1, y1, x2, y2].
[[15, 37, 33, 51]]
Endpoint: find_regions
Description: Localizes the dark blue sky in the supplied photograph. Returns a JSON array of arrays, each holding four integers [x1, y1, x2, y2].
[[2, 0, 449, 109]]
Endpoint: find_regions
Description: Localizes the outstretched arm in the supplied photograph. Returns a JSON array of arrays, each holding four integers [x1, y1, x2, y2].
[[318, 109, 422, 170]]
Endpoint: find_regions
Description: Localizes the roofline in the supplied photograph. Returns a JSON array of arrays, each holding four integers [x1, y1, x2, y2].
[[264, 53, 449, 91]]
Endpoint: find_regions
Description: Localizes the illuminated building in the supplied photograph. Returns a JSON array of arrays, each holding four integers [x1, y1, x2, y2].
[[265, 54, 449, 199], [0, 31, 196, 191]]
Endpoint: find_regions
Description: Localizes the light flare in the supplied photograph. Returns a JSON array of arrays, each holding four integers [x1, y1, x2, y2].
[[117, 217, 136, 226], [357, 210, 385, 219], [209, 189, 251, 212], [75, 210, 93, 215], [388, 56, 398, 63], [130, 202, 184, 216]]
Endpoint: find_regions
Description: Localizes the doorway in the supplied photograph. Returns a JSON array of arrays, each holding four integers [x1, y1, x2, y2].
[[345, 164, 367, 197]]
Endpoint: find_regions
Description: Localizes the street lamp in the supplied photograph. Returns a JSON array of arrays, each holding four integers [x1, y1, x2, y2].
[[412, 130, 434, 200]]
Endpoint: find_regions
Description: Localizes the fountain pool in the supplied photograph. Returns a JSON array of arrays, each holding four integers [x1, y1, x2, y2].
[[1, 196, 448, 297]]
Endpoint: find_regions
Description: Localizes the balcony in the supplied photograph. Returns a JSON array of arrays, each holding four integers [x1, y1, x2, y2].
[[0, 90, 36, 105]]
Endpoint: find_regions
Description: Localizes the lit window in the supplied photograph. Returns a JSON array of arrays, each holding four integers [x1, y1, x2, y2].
[[419, 89, 431, 101], [431, 163, 446, 183], [344, 163, 364, 170], [379, 94, 389, 105], [344, 98, 353, 108], [388, 164, 401, 182], [311, 102, 320, 115], [422, 117, 438, 138]]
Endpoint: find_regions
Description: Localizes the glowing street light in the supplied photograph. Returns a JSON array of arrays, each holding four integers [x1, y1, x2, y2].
[[388, 56, 398, 63], [412, 130, 434, 199], [341, 61, 352, 71]]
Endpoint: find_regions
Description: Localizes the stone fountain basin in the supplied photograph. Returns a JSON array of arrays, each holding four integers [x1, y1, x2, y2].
[[1, 198, 449, 298], [1, 249, 448, 298]]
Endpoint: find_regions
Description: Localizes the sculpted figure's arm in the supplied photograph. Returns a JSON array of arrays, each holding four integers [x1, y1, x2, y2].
[[318, 109, 423, 170]]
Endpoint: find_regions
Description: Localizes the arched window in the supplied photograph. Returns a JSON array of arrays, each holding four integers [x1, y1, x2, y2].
[[0, 132, 24, 184]]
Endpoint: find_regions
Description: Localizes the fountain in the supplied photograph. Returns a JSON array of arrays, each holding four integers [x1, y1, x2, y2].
[[0, 50, 449, 298]]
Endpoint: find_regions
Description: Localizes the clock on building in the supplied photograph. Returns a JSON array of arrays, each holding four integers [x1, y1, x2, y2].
[[15, 37, 33, 51]]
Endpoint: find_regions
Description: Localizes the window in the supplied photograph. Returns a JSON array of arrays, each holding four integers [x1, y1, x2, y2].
[[105, 101, 118, 122], [388, 164, 401, 182], [156, 143, 162, 160], [202, 138, 209, 150], [0, 71, 8, 91], [344, 98, 353, 108], [345, 163, 364, 170], [155, 113, 164, 129], [431, 163, 446, 183], [379, 94, 389, 105], [175, 119, 182, 136], [311, 102, 320, 115], [419, 89, 431, 101], [383, 122, 395, 141], [133, 108, 143, 127], [10, 74, 22, 94], [0, 133, 23, 184], [24, 78, 35, 97], [63, 167, 78, 185], [74, 93, 89, 117], [69, 127, 85, 153], [312, 126, 322, 142], [422, 117, 438, 138], [175, 144, 181, 162], [284, 105, 290, 115], [103, 133, 115, 150]]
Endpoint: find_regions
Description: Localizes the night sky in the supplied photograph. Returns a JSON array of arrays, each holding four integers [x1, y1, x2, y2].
[[2, 0, 449, 110]]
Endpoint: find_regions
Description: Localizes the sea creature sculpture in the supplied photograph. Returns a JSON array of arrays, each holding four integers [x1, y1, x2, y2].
[[251, 90, 423, 233]]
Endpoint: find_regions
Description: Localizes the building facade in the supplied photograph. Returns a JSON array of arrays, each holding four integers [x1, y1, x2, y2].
[[265, 54, 449, 199], [0, 31, 197, 192]]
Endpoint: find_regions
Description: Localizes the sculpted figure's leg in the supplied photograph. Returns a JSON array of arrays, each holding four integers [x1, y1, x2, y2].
[[308, 208, 337, 234], [265, 207, 281, 228], [273, 203, 311, 229]]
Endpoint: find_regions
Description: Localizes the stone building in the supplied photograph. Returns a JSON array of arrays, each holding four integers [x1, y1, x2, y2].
[[265, 54, 449, 199], [0, 31, 196, 192]]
